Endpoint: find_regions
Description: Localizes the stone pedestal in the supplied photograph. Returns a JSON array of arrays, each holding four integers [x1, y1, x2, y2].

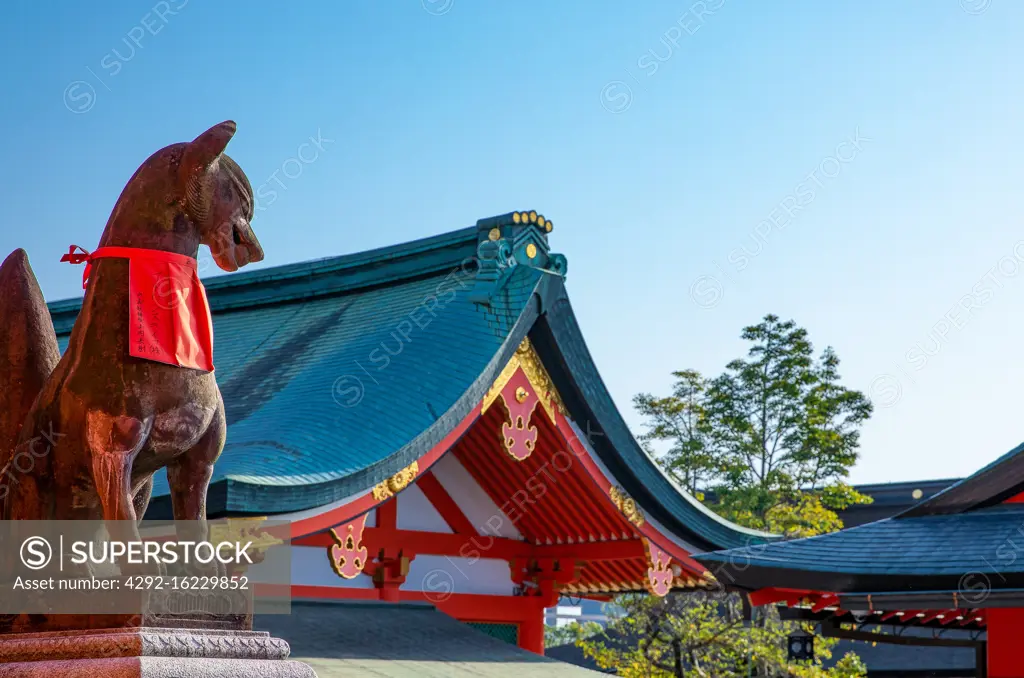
[[0, 627, 316, 677]]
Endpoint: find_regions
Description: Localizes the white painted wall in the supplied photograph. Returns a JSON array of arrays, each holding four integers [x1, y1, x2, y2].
[[396, 483, 452, 533], [405, 555, 516, 596], [431, 453, 523, 540]]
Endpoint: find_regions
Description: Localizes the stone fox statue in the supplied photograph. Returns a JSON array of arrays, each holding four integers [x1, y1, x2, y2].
[[0, 121, 263, 533]]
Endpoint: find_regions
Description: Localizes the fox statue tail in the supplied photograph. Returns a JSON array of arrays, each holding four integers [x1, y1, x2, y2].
[[0, 249, 60, 475]]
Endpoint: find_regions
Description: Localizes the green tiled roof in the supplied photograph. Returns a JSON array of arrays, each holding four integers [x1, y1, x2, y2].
[[53, 224, 545, 513], [47, 214, 770, 551]]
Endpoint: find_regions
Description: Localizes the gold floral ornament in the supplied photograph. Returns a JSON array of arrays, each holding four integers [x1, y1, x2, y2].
[[481, 337, 567, 462], [481, 337, 566, 423], [609, 486, 645, 528], [372, 461, 419, 501]]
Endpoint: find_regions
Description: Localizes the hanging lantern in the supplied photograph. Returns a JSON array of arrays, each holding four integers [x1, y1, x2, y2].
[[787, 632, 813, 661]]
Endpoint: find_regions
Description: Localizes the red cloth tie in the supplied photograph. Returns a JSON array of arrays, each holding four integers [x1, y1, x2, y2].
[[61, 245, 214, 372]]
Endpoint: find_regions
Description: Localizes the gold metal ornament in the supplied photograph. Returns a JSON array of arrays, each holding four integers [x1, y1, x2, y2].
[[372, 461, 419, 501], [609, 486, 645, 527], [481, 337, 566, 422]]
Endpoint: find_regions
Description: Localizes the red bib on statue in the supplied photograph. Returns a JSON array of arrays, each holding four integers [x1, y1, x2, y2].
[[61, 245, 214, 372]]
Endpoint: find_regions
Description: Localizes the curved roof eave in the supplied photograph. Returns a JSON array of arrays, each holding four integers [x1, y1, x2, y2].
[[530, 283, 779, 552], [211, 272, 561, 515]]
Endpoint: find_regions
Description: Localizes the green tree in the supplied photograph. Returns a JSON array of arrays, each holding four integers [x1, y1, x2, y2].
[[582, 314, 874, 677], [636, 314, 872, 537], [545, 620, 603, 648], [633, 369, 715, 496], [579, 593, 866, 678]]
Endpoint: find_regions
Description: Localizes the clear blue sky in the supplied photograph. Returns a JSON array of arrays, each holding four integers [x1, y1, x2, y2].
[[2, 0, 1020, 485]]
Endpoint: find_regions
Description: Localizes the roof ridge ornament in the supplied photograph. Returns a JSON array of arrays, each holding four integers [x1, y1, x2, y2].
[[470, 211, 567, 305]]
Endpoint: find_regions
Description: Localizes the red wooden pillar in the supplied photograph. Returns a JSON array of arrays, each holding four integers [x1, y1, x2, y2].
[[369, 499, 412, 602], [987, 608, 1024, 677], [518, 602, 546, 656], [509, 556, 578, 656]]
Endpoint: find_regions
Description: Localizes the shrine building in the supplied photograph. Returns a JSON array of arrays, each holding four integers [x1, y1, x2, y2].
[[48, 211, 775, 656], [697, 445, 1024, 678]]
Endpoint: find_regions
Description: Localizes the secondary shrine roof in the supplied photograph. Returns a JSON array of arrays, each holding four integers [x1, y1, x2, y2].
[[48, 211, 770, 551], [697, 437, 1024, 602], [697, 503, 1024, 592]]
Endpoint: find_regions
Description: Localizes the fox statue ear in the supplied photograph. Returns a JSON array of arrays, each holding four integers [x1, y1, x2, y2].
[[180, 120, 237, 222], [183, 120, 236, 171]]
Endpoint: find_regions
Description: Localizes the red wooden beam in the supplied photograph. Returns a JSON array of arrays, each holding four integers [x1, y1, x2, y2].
[[811, 594, 840, 613], [902, 610, 924, 624], [378, 498, 397, 531], [748, 587, 817, 607], [940, 609, 965, 626], [297, 526, 647, 562], [961, 610, 986, 627], [417, 471, 479, 535], [879, 610, 905, 622]]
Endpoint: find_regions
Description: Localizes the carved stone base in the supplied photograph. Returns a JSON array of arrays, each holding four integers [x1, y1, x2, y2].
[[0, 627, 316, 677]]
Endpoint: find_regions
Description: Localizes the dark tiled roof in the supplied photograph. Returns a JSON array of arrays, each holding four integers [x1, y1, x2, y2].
[[696, 504, 1024, 592], [849, 479, 959, 509], [839, 479, 958, 527], [901, 442, 1024, 517], [255, 601, 600, 677]]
